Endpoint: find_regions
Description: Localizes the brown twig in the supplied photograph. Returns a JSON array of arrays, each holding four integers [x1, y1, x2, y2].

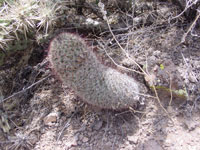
[[84, 2, 104, 19], [181, 10, 200, 43]]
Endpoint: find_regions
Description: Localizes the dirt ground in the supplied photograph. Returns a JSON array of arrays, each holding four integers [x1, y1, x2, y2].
[[0, 1, 200, 150]]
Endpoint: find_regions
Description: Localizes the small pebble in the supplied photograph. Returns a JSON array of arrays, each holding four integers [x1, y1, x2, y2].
[[82, 137, 89, 143]]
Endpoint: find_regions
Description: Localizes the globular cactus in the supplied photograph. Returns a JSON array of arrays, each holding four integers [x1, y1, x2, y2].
[[48, 33, 140, 110]]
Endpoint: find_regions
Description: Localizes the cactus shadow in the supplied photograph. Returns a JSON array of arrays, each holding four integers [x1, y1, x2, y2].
[[65, 101, 141, 149]]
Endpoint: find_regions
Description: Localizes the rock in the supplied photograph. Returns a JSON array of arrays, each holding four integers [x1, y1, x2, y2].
[[82, 137, 89, 143], [43, 112, 58, 126], [93, 120, 103, 131], [137, 140, 163, 150], [183, 120, 197, 131], [127, 135, 138, 144], [65, 138, 77, 147], [188, 72, 197, 83]]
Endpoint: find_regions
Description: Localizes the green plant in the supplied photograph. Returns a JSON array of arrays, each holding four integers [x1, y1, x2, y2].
[[48, 33, 140, 110]]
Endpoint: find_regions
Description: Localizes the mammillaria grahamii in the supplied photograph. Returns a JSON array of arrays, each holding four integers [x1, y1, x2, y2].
[[48, 33, 140, 110]]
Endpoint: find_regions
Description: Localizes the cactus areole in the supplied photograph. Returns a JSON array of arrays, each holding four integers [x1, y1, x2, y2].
[[48, 33, 140, 110]]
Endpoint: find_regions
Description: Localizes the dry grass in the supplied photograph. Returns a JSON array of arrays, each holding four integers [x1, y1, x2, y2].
[[1, 132, 34, 150]]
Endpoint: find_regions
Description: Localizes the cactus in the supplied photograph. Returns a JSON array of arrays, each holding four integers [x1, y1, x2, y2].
[[48, 33, 140, 110]]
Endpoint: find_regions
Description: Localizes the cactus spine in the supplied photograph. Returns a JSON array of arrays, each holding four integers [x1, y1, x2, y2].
[[48, 33, 140, 110]]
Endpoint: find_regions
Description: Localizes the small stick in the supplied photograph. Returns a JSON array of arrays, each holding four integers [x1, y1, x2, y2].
[[181, 11, 200, 43]]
